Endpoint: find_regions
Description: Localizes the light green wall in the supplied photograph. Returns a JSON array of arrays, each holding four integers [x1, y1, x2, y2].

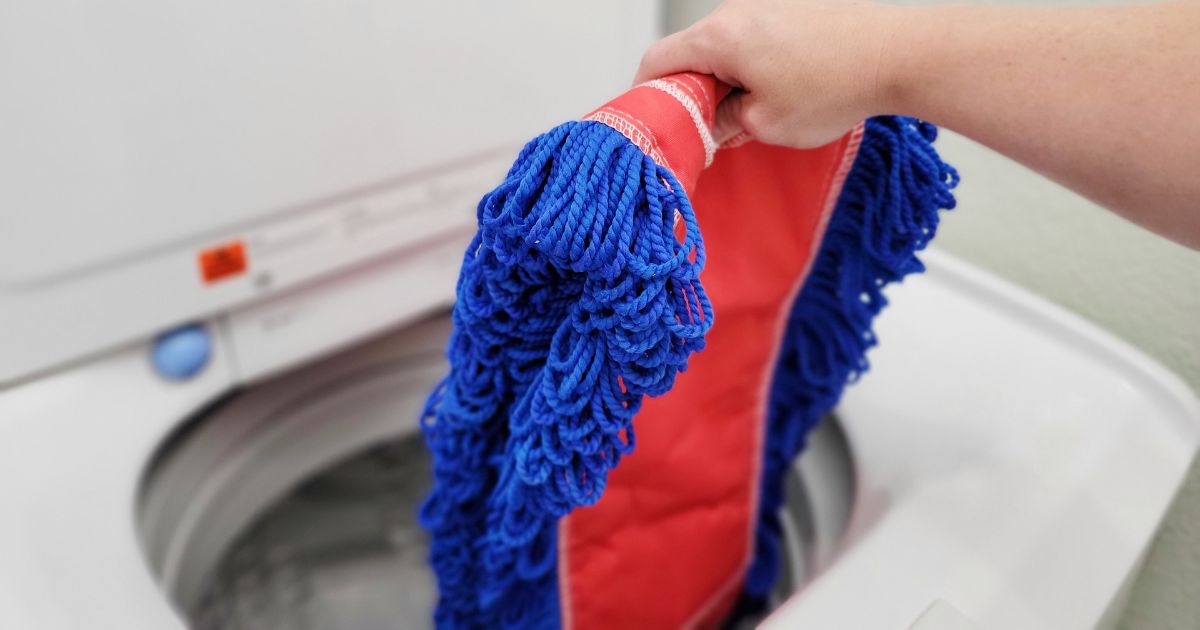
[[662, 2, 1200, 627], [933, 131, 1200, 630], [934, 132, 1200, 394]]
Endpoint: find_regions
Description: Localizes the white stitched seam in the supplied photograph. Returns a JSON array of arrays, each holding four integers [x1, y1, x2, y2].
[[644, 79, 718, 167], [671, 76, 705, 117], [583, 108, 671, 171], [610, 106, 674, 172], [677, 74, 713, 119]]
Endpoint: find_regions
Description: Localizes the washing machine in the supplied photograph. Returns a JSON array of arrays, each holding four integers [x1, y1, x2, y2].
[[3, 3, 1199, 630], [0, 2, 653, 628]]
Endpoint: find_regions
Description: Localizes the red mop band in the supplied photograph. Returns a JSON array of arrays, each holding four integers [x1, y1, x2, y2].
[[584, 72, 731, 194]]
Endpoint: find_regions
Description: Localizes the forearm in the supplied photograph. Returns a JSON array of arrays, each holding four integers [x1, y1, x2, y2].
[[883, 1, 1200, 248]]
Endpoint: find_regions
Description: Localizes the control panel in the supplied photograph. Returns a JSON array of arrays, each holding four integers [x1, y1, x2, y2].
[[1, 152, 512, 386]]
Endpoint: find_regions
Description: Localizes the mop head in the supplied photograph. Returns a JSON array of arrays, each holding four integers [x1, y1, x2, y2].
[[420, 74, 957, 628], [419, 102, 714, 626]]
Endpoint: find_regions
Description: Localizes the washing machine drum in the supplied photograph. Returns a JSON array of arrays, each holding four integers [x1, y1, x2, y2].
[[137, 313, 846, 629], [138, 314, 450, 629]]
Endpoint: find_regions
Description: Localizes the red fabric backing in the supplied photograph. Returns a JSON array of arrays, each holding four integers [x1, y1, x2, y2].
[[584, 73, 727, 192], [560, 132, 857, 628]]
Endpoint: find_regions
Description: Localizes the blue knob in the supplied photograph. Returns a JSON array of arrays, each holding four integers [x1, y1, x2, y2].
[[152, 324, 212, 381]]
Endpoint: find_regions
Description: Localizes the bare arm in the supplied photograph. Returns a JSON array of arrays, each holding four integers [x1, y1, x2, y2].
[[636, 0, 1200, 249]]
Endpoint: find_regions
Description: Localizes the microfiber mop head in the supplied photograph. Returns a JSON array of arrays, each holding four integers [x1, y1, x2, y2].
[[420, 75, 728, 628], [421, 73, 958, 629]]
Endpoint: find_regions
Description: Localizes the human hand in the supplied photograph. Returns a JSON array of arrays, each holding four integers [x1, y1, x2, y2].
[[635, 0, 907, 148]]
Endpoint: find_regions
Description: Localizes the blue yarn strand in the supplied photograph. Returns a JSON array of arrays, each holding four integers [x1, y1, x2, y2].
[[739, 116, 959, 609], [420, 120, 713, 629], [423, 114, 957, 628]]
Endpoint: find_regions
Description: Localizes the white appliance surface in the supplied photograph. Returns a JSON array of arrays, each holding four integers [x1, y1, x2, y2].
[[0, 250, 1194, 629], [0, 0, 659, 384], [763, 249, 1200, 630]]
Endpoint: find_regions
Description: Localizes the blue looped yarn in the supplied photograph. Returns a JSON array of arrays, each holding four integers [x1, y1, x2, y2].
[[419, 120, 712, 629], [421, 114, 957, 628], [739, 116, 959, 609]]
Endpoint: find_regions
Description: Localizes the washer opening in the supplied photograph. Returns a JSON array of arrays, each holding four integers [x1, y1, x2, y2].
[[137, 312, 855, 629]]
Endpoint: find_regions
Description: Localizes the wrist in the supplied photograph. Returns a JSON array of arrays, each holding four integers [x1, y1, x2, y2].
[[871, 4, 963, 119]]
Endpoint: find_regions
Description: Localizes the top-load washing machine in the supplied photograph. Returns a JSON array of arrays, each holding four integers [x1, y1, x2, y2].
[[0, 2, 657, 627], [3, 2, 1199, 629]]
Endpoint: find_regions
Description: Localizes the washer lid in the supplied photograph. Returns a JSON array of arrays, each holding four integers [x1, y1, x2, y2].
[[0, 0, 658, 385], [763, 249, 1200, 629]]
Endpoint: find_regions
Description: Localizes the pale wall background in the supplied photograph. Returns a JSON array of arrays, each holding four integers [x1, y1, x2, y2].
[[934, 132, 1200, 630], [662, 1, 1200, 627]]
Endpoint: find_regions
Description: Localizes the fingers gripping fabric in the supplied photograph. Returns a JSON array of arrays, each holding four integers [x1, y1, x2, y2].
[[419, 117, 713, 626]]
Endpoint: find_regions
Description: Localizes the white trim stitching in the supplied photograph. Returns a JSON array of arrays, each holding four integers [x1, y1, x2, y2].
[[678, 74, 714, 118], [644, 79, 718, 167], [584, 108, 671, 171]]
